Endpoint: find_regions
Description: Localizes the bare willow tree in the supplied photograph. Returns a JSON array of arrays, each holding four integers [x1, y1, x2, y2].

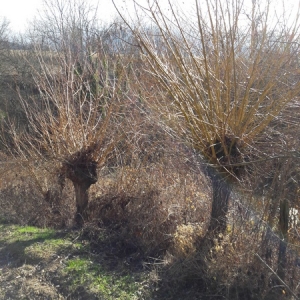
[[114, 0, 300, 240], [3, 0, 127, 226]]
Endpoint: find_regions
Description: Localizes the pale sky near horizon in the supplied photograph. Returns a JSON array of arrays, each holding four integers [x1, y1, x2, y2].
[[0, 0, 121, 33], [0, 0, 297, 34], [0, 0, 175, 33]]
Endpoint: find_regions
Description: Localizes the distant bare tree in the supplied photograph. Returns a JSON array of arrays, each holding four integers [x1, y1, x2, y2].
[[2, 0, 128, 226]]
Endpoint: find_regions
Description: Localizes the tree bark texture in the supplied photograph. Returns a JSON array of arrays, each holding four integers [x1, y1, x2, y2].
[[207, 168, 232, 237], [65, 161, 97, 226], [72, 180, 91, 226], [196, 166, 232, 259], [208, 170, 231, 236]]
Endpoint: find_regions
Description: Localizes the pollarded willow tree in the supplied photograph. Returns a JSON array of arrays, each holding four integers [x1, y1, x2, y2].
[[3, 0, 130, 226], [115, 0, 300, 239]]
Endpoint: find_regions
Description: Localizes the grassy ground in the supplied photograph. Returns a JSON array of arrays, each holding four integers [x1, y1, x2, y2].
[[0, 221, 153, 300], [0, 159, 214, 299], [0, 162, 299, 299]]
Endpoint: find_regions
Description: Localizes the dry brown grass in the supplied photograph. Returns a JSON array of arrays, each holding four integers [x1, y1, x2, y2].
[[0, 157, 75, 228], [87, 144, 211, 257]]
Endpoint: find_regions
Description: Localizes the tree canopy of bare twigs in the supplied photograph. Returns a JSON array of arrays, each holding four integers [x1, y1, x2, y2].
[[114, 0, 300, 236], [2, 0, 128, 226]]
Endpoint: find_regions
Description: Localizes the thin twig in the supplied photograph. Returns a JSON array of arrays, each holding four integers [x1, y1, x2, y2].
[[255, 253, 299, 300]]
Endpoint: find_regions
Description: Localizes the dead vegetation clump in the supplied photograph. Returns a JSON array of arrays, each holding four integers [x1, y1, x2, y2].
[[0, 159, 75, 228], [87, 143, 211, 257]]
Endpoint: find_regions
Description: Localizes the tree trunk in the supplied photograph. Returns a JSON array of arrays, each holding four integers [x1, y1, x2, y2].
[[72, 180, 91, 226], [195, 167, 232, 266], [200, 166, 232, 251], [65, 161, 97, 226], [208, 174, 231, 235]]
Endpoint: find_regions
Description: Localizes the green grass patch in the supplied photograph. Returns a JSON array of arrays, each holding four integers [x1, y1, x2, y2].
[[15, 226, 56, 240], [24, 238, 84, 261], [0, 224, 55, 244], [65, 258, 140, 299], [0, 223, 146, 299]]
